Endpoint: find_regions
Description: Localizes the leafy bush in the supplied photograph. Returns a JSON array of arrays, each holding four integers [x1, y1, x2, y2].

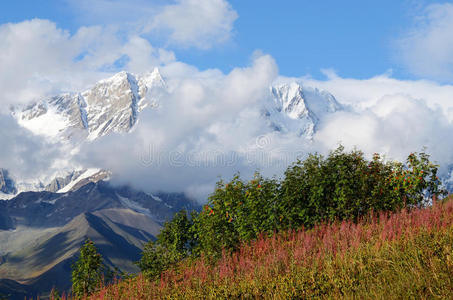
[[279, 147, 444, 227], [138, 146, 446, 278], [136, 210, 196, 278]]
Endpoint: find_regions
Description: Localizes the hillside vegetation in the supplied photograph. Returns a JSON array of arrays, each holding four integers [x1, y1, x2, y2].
[[80, 197, 453, 299], [58, 147, 451, 299]]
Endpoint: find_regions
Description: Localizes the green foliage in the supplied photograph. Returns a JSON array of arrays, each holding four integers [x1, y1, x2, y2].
[[137, 210, 195, 279], [71, 239, 104, 298], [279, 147, 445, 227], [193, 174, 281, 257], [138, 146, 447, 278], [50, 287, 61, 300]]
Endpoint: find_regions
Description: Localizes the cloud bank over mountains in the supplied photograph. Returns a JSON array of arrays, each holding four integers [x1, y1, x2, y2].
[[2, 1, 453, 200]]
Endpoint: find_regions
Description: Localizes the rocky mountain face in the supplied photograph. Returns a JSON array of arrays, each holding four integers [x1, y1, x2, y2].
[[0, 181, 198, 230], [0, 170, 16, 195], [0, 211, 155, 300], [44, 169, 109, 193], [1, 68, 167, 198], [0, 181, 199, 299], [266, 82, 342, 138], [13, 68, 165, 142], [44, 170, 86, 193]]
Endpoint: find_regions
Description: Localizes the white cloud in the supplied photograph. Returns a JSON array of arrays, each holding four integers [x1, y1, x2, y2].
[[296, 73, 453, 175], [147, 0, 238, 49], [0, 19, 174, 109], [67, 65, 453, 200], [314, 95, 453, 165], [0, 114, 64, 181], [66, 0, 238, 49], [397, 3, 453, 81], [300, 73, 453, 118]]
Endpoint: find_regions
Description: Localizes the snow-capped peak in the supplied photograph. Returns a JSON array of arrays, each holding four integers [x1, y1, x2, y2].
[[265, 82, 342, 138], [98, 71, 135, 86], [140, 67, 166, 89], [271, 82, 309, 119], [13, 69, 167, 142]]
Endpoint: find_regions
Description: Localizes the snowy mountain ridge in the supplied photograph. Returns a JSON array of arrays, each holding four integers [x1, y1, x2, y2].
[[13, 68, 166, 142], [13, 68, 339, 143], [3, 69, 341, 198]]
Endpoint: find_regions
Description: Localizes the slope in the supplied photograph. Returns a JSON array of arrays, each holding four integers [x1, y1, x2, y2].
[[0, 208, 161, 299], [92, 198, 453, 299]]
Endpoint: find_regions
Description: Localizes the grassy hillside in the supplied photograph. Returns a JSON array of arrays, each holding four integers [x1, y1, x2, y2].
[[66, 197, 453, 299]]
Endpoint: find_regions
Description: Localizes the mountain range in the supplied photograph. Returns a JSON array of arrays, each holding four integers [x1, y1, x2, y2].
[[0, 68, 348, 298], [2, 68, 343, 199]]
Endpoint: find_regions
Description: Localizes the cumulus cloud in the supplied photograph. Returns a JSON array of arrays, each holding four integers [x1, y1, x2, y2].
[[397, 3, 453, 81], [146, 0, 238, 49], [300, 72, 453, 117], [66, 0, 238, 49], [294, 73, 453, 176], [0, 114, 65, 181], [314, 95, 453, 166], [0, 1, 238, 190], [0, 19, 174, 108]]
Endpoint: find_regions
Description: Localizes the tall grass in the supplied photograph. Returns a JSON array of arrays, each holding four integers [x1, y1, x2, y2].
[[61, 198, 453, 299]]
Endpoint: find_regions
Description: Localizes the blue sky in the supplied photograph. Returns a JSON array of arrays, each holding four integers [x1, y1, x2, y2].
[[182, 0, 412, 79], [0, 0, 444, 80]]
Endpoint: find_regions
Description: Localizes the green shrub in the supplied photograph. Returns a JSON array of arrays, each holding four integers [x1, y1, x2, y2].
[[71, 239, 104, 298], [137, 210, 196, 278], [138, 146, 446, 278]]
